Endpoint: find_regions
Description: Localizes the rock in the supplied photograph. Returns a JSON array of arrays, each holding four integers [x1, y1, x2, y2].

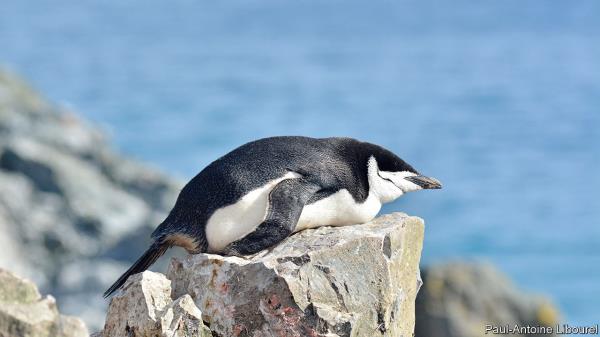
[[0, 67, 182, 329], [101, 271, 212, 337], [103, 272, 172, 336], [0, 296, 61, 337], [0, 268, 41, 303], [161, 295, 213, 337], [0, 268, 89, 337], [415, 262, 561, 337], [166, 212, 424, 337], [59, 316, 90, 337]]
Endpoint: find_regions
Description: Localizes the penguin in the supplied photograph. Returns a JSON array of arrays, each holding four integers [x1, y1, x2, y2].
[[104, 136, 441, 297]]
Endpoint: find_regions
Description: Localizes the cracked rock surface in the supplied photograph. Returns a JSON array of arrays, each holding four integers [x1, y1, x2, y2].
[[167, 212, 424, 337], [100, 271, 212, 337]]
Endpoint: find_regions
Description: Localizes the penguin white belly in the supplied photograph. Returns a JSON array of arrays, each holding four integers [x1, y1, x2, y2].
[[295, 189, 381, 232], [205, 172, 301, 252]]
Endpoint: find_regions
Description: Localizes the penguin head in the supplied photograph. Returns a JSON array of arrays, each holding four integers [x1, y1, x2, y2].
[[364, 144, 442, 203]]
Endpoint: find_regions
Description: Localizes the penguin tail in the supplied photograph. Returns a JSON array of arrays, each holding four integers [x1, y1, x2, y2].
[[103, 240, 171, 298]]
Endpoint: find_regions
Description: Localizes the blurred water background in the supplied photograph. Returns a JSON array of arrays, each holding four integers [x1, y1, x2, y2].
[[1, 0, 599, 324]]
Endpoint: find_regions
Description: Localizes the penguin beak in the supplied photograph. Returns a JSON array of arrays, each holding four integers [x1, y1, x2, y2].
[[404, 175, 442, 189]]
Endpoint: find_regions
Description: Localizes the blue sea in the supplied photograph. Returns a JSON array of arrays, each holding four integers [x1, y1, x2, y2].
[[1, 0, 599, 324]]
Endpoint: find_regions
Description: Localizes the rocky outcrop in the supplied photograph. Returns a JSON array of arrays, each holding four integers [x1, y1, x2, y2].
[[415, 262, 561, 337], [0, 268, 89, 337], [0, 68, 182, 328], [101, 271, 212, 337], [168, 212, 424, 337], [95, 213, 424, 337]]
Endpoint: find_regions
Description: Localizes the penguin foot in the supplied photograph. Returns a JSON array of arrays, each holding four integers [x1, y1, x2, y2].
[[222, 242, 272, 260], [221, 243, 246, 257], [251, 249, 271, 259]]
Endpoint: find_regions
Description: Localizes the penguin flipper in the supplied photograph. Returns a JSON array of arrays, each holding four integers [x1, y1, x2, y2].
[[223, 177, 320, 256]]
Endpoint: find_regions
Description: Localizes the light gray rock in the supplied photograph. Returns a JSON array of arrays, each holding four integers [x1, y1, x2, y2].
[[58, 315, 90, 337], [103, 272, 172, 337], [0, 268, 89, 337], [160, 295, 213, 337], [0, 268, 41, 304], [101, 271, 212, 337], [415, 262, 561, 337], [0, 67, 182, 329], [0, 296, 62, 337], [167, 212, 424, 337]]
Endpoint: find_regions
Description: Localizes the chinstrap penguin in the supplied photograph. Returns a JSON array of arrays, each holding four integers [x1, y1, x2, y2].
[[104, 136, 441, 297]]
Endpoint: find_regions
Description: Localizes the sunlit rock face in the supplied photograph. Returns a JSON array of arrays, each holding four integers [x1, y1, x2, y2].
[[166, 212, 424, 337], [101, 271, 212, 337]]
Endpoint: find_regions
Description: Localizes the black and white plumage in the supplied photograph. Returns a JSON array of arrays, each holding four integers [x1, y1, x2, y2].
[[104, 136, 441, 297]]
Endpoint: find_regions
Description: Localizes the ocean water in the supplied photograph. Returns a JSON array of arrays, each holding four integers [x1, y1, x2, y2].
[[1, 0, 599, 324]]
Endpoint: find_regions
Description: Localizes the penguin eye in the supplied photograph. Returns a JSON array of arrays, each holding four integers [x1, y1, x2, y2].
[[377, 171, 401, 189]]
